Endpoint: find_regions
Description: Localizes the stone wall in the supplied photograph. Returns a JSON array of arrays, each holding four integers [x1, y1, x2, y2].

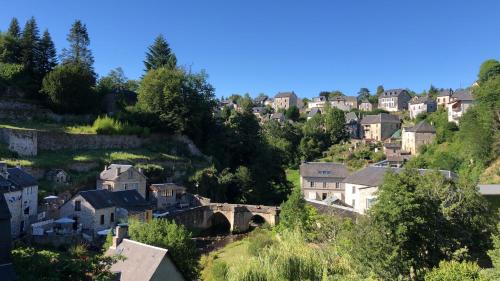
[[8, 129, 37, 156]]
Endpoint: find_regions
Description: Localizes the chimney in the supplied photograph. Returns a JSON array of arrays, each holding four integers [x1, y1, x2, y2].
[[116, 167, 121, 177], [104, 165, 108, 171], [111, 224, 128, 249]]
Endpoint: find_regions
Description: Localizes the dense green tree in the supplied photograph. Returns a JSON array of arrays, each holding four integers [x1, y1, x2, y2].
[[7, 18, 21, 38], [277, 187, 316, 233], [357, 87, 370, 100], [284, 105, 300, 121], [0, 18, 23, 64], [425, 261, 484, 281], [97, 67, 129, 93], [61, 20, 94, 69], [376, 85, 384, 96], [144, 34, 177, 71], [324, 106, 348, 144], [478, 59, 500, 84], [20, 17, 41, 73], [262, 120, 302, 167], [485, 223, 500, 279], [38, 29, 57, 77], [41, 62, 96, 113], [428, 84, 439, 99], [128, 219, 198, 279]]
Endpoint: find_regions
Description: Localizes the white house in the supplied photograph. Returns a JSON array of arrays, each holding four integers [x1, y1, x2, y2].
[[409, 96, 437, 119], [447, 89, 474, 124]]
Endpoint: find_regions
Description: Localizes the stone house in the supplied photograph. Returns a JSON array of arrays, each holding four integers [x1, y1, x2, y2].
[[59, 189, 152, 236], [436, 89, 453, 107], [358, 99, 376, 111], [300, 162, 350, 201], [344, 166, 456, 214], [402, 121, 436, 155], [447, 89, 474, 124], [378, 89, 412, 112], [0, 163, 38, 237], [0, 196, 17, 280], [360, 113, 401, 141], [253, 95, 269, 106], [273, 91, 298, 110], [307, 108, 321, 120], [345, 112, 361, 139], [270, 112, 286, 123], [329, 96, 358, 111], [409, 95, 437, 119], [45, 169, 70, 184], [97, 164, 147, 198], [106, 225, 185, 281], [149, 183, 187, 210]]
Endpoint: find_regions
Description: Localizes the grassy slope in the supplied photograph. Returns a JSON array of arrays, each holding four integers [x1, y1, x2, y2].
[[200, 236, 252, 280], [0, 120, 95, 134], [286, 168, 300, 190]]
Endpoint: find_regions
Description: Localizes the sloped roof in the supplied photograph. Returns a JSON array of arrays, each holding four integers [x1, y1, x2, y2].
[[343, 166, 456, 187], [4, 167, 37, 188], [381, 89, 408, 97], [329, 96, 357, 103], [345, 112, 358, 123], [300, 162, 350, 179], [275, 91, 296, 98], [106, 239, 184, 281], [405, 121, 436, 133], [252, 107, 265, 114], [150, 183, 186, 192], [254, 95, 268, 103], [78, 189, 150, 211], [308, 108, 321, 118], [391, 129, 402, 139], [100, 164, 145, 181], [437, 89, 453, 97], [410, 95, 435, 105], [79, 190, 116, 209], [360, 113, 400, 125], [452, 89, 474, 101], [271, 112, 285, 119]]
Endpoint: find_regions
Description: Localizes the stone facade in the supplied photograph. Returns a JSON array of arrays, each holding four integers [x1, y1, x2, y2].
[[273, 92, 298, 110], [7, 129, 37, 156], [150, 183, 187, 209], [299, 162, 349, 201], [378, 89, 412, 112], [3, 186, 38, 237], [358, 100, 376, 111], [97, 165, 147, 198], [361, 115, 401, 141]]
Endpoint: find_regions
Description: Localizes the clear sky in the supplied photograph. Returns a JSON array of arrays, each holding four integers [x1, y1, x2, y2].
[[1, 0, 499, 98]]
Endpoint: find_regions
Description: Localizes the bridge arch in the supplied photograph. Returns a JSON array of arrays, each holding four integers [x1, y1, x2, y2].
[[208, 211, 233, 234]]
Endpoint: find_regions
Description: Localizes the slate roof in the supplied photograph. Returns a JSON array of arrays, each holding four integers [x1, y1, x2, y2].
[[452, 89, 474, 101], [329, 96, 357, 103], [360, 113, 400, 125], [308, 108, 321, 118], [78, 189, 150, 211], [270, 112, 285, 120], [343, 166, 456, 187], [410, 95, 435, 105], [437, 89, 453, 97], [252, 107, 265, 114], [275, 91, 296, 98], [106, 239, 184, 281], [254, 95, 268, 103], [345, 112, 358, 123], [150, 183, 186, 192], [381, 89, 408, 97], [300, 162, 350, 179], [100, 164, 145, 181], [390, 129, 402, 139], [0, 167, 37, 193], [405, 121, 436, 133]]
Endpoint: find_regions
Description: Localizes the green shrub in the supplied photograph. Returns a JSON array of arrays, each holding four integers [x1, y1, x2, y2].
[[247, 229, 275, 257], [425, 261, 484, 281], [92, 115, 150, 136], [211, 260, 229, 281]]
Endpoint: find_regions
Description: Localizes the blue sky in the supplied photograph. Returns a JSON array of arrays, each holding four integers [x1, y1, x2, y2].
[[1, 1, 499, 98]]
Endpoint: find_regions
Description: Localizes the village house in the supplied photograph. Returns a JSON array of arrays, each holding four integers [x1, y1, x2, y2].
[[447, 89, 474, 124], [97, 164, 147, 198], [0, 163, 38, 237], [106, 225, 185, 281], [300, 162, 350, 201], [270, 112, 286, 123], [402, 121, 436, 155], [0, 196, 17, 280], [253, 95, 269, 106], [358, 99, 376, 111], [307, 96, 328, 110], [409, 95, 437, 119], [345, 112, 361, 139], [329, 96, 358, 111], [360, 113, 401, 141], [307, 107, 321, 120], [344, 166, 456, 214], [59, 189, 152, 237], [436, 88, 453, 107], [45, 169, 70, 184], [149, 183, 187, 210], [378, 89, 412, 112], [273, 91, 298, 110]]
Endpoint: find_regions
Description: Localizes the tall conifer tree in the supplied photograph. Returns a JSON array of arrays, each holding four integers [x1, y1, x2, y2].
[[20, 17, 41, 73], [143, 34, 177, 71], [38, 29, 57, 76], [7, 18, 21, 38], [61, 20, 94, 69]]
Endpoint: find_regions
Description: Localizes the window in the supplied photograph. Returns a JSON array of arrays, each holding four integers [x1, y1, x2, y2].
[[322, 193, 327, 200], [310, 181, 314, 188], [75, 200, 81, 211], [110, 213, 114, 223], [366, 198, 376, 209], [24, 206, 29, 215], [335, 182, 340, 189], [128, 170, 133, 179], [352, 186, 356, 194], [123, 184, 128, 190], [100, 214, 104, 225], [166, 190, 173, 197], [352, 199, 355, 208]]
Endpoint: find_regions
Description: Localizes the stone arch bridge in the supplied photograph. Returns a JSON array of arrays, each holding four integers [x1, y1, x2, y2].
[[163, 203, 280, 233]]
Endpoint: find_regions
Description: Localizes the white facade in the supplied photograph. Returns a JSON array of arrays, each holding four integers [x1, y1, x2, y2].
[[3, 185, 38, 237], [447, 100, 473, 124], [344, 183, 377, 214]]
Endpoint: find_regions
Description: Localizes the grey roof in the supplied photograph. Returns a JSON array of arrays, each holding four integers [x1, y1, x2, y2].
[[100, 164, 144, 181], [345, 112, 358, 123], [437, 89, 453, 97], [360, 113, 400, 125], [478, 184, 500, 195], [343, 166, 456, 187], [452, 89, 473, 101], [410, 95, 435, 105], [360, 99, 373, 104], [254, 95, 268, 103], [0, 168, 37, 192], [271, 112, 285, 119], [0, 264, 17, 281], [150, 183, 186, 192], [106, 239, 184, 281], [308, 108, 321, 118], [252, 107, 265, 114], [275, 91, 296, 98], [300, 162, 350, 179], [78, 189, 150, 211], [0, 195, 10, 220], [405, 121, 436, 133], [329, 95, 357, 103], [381, 89, 409, 97]]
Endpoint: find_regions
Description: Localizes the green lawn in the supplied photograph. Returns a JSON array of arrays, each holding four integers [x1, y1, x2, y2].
[[286, 168, 300, 190], [0, 120, 95, 134]]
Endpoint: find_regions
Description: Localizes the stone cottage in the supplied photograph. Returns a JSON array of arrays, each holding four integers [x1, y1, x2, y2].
[[59, 189, 152, 237], [0, 163, 38, 237], [345, 112, 361, 139], [436, 89, 453, 107], [402, 121, 436, 155], [409, 96, 437, 119], [45, 169, 70, 184], [358, 99, 376, 111], [149, 183, 187, 210], [300, 162, 350, 201], [273, 91, 298, 110], [378, 89, 412, 112], [329, 96, 358, 111], [97, 164, 147, 198], [360, 113, 401, 141]]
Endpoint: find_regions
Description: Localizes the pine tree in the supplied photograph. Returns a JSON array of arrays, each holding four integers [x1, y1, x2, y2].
[[143, 34, 177, 71], [38, 29, 57, 76], [61, 20, 94, 69], [20, 17, 41, 73], [7, 18, 21, 38]]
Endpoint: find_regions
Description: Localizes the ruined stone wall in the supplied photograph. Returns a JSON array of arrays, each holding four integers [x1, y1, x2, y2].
[[7, 129, 37, 156]]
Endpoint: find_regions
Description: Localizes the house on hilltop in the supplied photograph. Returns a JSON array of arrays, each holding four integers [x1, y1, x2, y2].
[[97, 164, 147, 198], [402, 121, 436, 155], [358, 99, 376, 111], [409, 95, 437, 119], [447, 89, 474, 124], [378, 89, 411, 112], [300, 162, 350, 201], [273, 91, 298, 110], [436, 89, 453, 107], [360, 113, 401, 141]]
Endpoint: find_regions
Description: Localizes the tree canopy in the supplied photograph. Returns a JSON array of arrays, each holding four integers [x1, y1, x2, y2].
[[144, 34, 177, 71]]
